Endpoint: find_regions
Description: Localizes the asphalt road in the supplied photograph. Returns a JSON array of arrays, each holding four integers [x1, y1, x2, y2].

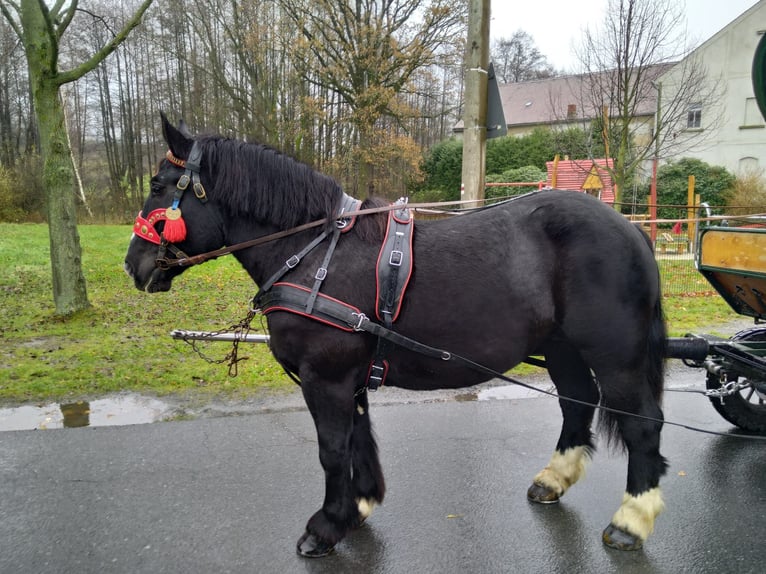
[[1, 381, 764, 574]]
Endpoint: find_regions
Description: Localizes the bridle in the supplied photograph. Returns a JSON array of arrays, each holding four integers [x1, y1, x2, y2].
[[132, 141, 210, 289]]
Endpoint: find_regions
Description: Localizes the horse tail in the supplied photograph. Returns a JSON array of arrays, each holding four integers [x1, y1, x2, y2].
[[641, 229, 668, 407], [635, 226, 668, 405], [599, 232, 667, 448], [646, 295, 668, 402]]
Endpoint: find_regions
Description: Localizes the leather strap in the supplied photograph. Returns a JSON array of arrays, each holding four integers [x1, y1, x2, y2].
[[375, 201, 414, 323], [306, 226, 342, 314], [252, 230, 330, 306]]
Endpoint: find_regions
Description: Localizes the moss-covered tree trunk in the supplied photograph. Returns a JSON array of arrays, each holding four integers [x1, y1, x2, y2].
[[35, 83, 89, 313], [20, 1, 88, 315]]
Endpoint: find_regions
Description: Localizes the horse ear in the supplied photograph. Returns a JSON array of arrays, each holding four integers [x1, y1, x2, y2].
[[160, 111, 192, 158], [178, 119, 193, 138]]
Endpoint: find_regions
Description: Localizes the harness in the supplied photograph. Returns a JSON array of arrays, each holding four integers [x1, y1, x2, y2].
[[132, 148, 518, 394], [252, 197, 414, 392]]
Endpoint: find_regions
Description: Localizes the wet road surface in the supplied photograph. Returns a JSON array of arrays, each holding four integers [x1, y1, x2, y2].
[[0, 379, 764, 574]]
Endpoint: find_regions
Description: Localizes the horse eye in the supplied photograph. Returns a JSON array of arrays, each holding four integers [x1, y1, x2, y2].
[[150, 180, 164, 195]]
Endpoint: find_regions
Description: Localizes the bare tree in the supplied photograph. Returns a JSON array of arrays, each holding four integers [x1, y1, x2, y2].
[[492, 30, 555, 83], [279, 0, 466, 196], [574, 0, 722, 206]]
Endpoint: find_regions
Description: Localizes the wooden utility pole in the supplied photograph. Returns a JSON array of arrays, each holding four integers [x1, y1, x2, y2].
[[461, 0, 490, 204], [649, 82, 661, 243]]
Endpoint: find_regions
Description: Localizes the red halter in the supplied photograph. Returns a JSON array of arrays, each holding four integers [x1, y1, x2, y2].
[[132, 144, 207, 246], [133, 207, 178, 245]]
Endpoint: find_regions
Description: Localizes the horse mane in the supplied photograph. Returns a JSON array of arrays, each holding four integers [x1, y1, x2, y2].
[[196, 135, 386, 242], [355, 196, 389, 242]]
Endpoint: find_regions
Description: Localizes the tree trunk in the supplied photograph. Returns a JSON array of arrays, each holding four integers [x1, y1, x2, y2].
[[34, 81, 90, 314], [20, 2, 89, 315]]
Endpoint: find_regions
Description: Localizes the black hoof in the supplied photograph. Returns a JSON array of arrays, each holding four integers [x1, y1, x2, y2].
[[602, 523, 644, 551], [527, 482, 561, 504], [296, 531, 336, 558]]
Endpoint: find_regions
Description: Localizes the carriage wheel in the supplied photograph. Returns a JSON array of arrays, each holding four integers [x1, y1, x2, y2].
[[705, 327, 766, 434]]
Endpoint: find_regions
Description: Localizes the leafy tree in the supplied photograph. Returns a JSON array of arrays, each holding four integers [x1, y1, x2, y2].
[[0, 0, 154, 314], [279, 0, 466, 196]]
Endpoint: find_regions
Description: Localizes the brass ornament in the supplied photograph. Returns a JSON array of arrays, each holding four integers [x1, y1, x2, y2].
[[165, 207, 182, 220]]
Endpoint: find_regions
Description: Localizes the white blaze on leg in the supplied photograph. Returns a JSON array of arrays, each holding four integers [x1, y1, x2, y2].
[[532, 446, 590, 495], [357, 498, 377, 519], [610, 487, 665, 541]]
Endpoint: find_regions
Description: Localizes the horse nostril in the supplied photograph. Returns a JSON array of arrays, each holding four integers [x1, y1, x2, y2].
[[124, 262, 134, 279]]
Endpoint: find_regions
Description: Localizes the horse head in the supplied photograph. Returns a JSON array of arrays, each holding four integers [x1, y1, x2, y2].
[[124, 113, 225, 292]]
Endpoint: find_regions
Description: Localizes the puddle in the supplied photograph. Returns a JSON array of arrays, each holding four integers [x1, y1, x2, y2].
[[0, 394, 174, 432], [477, 383, 552, 401]]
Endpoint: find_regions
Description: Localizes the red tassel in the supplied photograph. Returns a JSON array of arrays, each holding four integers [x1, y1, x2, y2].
[[163, 208, 187, 242]]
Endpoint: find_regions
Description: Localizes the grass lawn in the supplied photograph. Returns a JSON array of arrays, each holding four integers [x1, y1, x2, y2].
[[0, 223, 285, 404], [0, 223, 743, 404]]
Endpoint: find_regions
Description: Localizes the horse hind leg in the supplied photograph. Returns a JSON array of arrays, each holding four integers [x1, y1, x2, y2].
[[599, 379, 667, 551], [528, 339, 598, 504], [351, 390, 386, 522]]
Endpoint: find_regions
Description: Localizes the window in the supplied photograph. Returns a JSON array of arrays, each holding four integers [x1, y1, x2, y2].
[[739, 156, 759, 172], [743, 97, 764, 127], [687, 103, 702, 129]]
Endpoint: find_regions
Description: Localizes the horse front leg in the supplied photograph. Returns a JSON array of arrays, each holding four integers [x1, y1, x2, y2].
[[297, 373, 359, 558]]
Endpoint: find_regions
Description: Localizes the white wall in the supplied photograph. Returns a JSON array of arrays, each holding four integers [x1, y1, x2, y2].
[[661, 1, 766, 175]]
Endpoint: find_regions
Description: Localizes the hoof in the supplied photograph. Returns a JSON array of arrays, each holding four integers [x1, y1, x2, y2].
[[527, 482, 561, 504], [602, 523, 644, 551], [296, 531, 335, 558]]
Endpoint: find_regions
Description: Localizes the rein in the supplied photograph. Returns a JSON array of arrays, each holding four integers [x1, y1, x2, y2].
[[143, 145, 493, 271], [254, 285, 766, 442], [153, 197, 501, 270]]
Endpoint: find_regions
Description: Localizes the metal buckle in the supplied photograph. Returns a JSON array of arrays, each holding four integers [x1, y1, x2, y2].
[[286, 255, 300, 269], [389, 250, 403, 266], [315, 267, 327, 281], [351, 312, 368, 331], [193, 181, 207, 200], [177, 174, 191, 190]]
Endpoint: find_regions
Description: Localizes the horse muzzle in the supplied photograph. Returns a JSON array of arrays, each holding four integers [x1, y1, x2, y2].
[[124, 261, 171, 293]]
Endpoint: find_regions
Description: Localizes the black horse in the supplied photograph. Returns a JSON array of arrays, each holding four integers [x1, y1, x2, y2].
[[125, 115, 668, 557]]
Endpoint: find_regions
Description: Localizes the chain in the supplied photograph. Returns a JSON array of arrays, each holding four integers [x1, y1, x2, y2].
[[179, 309, 260, 376]]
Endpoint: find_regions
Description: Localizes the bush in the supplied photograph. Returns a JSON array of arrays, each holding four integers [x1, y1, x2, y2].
[[419, 126, 600, 199], [726, 166, 766, 216], [419, 138, 463, 200], [0, 156, 45, 222], [485, 165, 546, 199], [654, 158, 735, 222]]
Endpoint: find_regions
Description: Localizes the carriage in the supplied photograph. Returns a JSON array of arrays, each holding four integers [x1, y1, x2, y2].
[[665, 209, 766, 434]]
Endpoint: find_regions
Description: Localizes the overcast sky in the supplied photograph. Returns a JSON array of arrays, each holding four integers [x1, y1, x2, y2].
[[489, 0, 760, 72]]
